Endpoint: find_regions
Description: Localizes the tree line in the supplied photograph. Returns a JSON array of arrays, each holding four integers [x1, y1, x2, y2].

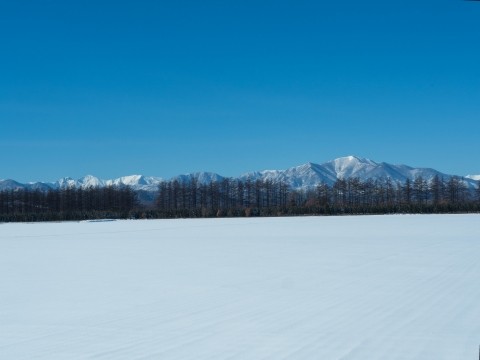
[[0, 175, 479, 222], [152, 175, 480, 218], [0, 186, 137, 222], [155, 178, 289, 217]]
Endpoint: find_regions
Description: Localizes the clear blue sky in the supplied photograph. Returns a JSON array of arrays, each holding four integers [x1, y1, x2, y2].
[[1, 0, 479, 182]]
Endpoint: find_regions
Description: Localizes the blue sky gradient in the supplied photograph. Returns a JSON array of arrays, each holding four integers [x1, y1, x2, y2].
[[1, 0, 479, 182]]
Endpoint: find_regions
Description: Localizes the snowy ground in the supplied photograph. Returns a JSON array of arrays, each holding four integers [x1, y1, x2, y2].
[[1, 215, 480, 359]]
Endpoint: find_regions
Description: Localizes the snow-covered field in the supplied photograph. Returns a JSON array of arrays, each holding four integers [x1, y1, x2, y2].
[[1, 215, 480, 359]]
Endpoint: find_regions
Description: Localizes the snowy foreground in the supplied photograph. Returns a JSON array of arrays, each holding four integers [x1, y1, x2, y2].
[[1, 215, 480, 360]]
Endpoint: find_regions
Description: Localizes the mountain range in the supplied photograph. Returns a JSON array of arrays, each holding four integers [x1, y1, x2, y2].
[[1, 156, 478, 192]]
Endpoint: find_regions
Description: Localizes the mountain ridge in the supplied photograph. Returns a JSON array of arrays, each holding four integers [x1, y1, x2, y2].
[[1, 156, 478, 192]]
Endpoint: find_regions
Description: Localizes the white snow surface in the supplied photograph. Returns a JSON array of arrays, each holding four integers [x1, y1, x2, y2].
[[1, 215, 480, 359]]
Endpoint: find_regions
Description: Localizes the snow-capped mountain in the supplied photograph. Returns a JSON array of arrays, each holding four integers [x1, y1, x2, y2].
[[240, 156, 477, 189], [0, 156, 478, 192], [172, 172, 224, 185], [105, 175, 163, 191], [0, 179, 27, 191], [240, 162, 337, 189], [54, 175, 164, 192]]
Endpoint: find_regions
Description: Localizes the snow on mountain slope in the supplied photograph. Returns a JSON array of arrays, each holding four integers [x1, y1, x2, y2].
[[26, 182, 56, 191], [57, 177, 79, 189], [1, 156, 477, 192], [240, 156, 476, 189], [172, 172, 224, 184], [55, 175, 163, 192], [79, 175, 105, 188], [105, 175, 163, 191], [241, 162, 337, 189], [316, 156, 448, 185], [323, 155, 379, 179], [0, 179, 27, 191]]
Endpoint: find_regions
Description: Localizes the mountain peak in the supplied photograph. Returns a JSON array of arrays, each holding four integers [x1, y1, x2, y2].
[[1, 157, 478, 193], [334, 155, 377, 165], [320, 156, 378, 179], [0, 179, 25, 190], [114, 175, 147, 186], [78, 175, 104, 188]]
